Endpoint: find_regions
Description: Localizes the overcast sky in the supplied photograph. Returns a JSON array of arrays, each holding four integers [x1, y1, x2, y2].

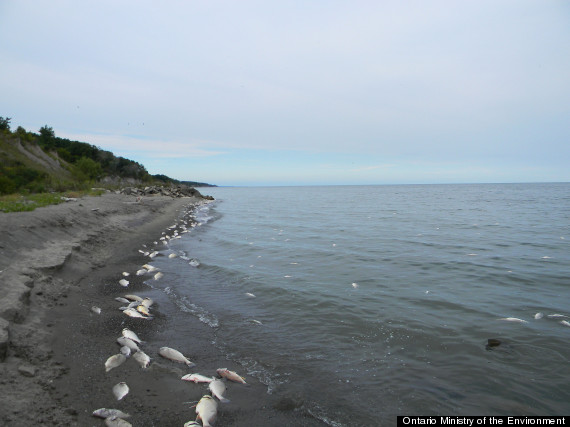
[[1, 1, 569, 186]]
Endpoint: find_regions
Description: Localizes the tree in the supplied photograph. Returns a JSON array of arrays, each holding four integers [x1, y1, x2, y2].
[[0, 116, 11, 131], [38, 125, 55, 147], [75, 157, 102, 180]]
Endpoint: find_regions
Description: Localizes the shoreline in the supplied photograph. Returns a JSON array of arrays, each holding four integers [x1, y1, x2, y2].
[[0, 192, 204, 425], [0, 192, 323, 426]]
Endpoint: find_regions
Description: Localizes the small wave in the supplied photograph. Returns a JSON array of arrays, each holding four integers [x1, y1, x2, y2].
[[177, 295, 219, 328]]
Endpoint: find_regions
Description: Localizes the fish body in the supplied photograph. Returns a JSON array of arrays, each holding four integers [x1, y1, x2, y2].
[[120, 346, 131, 357], [184, 422, 201, 427], [217, 368, 247, 384], [181, 373, 214, 383], [123, 308, 152, 319], [245, 292, 256, 298], [91, 306, 102, 314], [561, 320, 570, 327], [122, 272, 130, 277], [168, 253, 177, 258], [117, 336, 140, 351], [119, 279, 129, 287], [136, 305, 151, 316], [122, 328, 144, 344], [136, 269, 147, 276], [547, 314, 569, 319], [124, 294, 144, 302], [105, 416, 132, 427], [142, 264, 158, 272], [209, 379, 230, 403], [141, 297, 154, 308], [112, 382, 129, 400], [105, 354, 127, 372], [534, 312, 544, 319], [115, 297, 130, 304], [196, 395, 218, 427], [498, 317, 528, 323], [159, 347, 195, 366], [154, 272, 164, 280], [92, 408, 131, 419], [133, 350, 151, 368]]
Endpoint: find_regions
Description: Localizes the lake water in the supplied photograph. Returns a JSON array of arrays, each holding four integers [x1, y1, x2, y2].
[[146, 183, 570, 425]]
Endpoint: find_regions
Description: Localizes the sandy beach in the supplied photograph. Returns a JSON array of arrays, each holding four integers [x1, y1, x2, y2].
[[0, 191, 321, 427]]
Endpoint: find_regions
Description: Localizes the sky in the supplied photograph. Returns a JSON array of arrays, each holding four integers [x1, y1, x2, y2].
[[1, 1, 569, 186]]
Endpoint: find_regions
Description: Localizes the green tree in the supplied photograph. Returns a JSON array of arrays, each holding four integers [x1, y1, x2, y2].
[[0, 117, 11, 131], [75, 157, 102, 180], [38, 125, 55, 147]]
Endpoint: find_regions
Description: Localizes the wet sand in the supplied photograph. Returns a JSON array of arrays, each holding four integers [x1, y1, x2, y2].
[[0, 192, 323, 426]]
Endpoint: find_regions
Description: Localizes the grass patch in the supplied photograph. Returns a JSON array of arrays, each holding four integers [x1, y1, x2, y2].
[[0, 189, 104, 213]]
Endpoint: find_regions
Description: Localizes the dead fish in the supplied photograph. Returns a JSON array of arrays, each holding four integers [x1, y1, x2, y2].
[[245, 292, 256, 298], [153, 272, 164, 280], [195, 395, 218, 427], [181, 373, 214, 383], [105, 354, 127, 372], [534, 312, 544, 319], [122, 328, 144, 344], [117, 336, 139, 351], [115, 297, 130, 304], [159, 346, 195, 367], [184, 422, 201, 427], [120, 346, 131, 358], [119, 279, 129, 287], [124, 294, 144, 302], [133, 350, 151, 368], [217, 368, 247, 384], [209, 379, 230, 403], [168, 253, 178, 259], [92, 408, 131, 419], [136, 305, 152, 316], [149, 251, 159, 258], [142, 264, 158, 272], [123, 308, 152, 320], [141, 297, 154, 309], [561, 320, 570, 327], [122, 272, 130, 277], [498, 317, 528, 323], [136, 269, 147, 276], [105, 416, 132, 427], [547, 314, 569, 319], [91, 306, 102, 314], [112, 382, 129, 400]]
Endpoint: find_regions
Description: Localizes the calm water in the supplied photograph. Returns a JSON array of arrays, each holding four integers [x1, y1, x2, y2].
[[148, 183, 570, 425]]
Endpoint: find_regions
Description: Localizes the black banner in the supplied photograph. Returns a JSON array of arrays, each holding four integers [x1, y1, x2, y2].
[[397, 416, 568, 427]]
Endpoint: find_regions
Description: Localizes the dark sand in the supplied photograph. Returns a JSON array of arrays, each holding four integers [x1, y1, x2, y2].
[[0, 192, 323, 426]]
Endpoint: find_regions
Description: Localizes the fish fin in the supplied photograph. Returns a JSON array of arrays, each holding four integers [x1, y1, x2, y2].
[[219, 397, 231, 403]]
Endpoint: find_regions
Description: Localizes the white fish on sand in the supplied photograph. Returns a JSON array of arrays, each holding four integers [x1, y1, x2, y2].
[[119, 279, 129, 287], [92, 408, 131, 419], [115, 297, 130, 304], [141, 297, 154, 309], [123, 308, 152, 320], [217, 368, 247, 384], [124, 294, 144, 302], [142, 264, 158, 272], [498, 317, 528, 323], [105, 354, 127, 372], [120, 346, 131, 358], [159, 347, 195, 367], [105, 416, 132, 427], [149, 251, 159, 258], [112, 382, 129, 400], [117, 336, 140, 351], [133, 350, 151, 368], [184, 422, 201, 427], [136, 269, 147, 276], [534, 312, 544, 319], [122, 328, 144, 344], [91, 306, 102, 314], [181, 373, 214, 383], [208, 379, 230, 403], [153, 272, 164, 280], [136, 305, 152, 316], [122, 272, 130, 277], [195, 395, 218, 427]]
